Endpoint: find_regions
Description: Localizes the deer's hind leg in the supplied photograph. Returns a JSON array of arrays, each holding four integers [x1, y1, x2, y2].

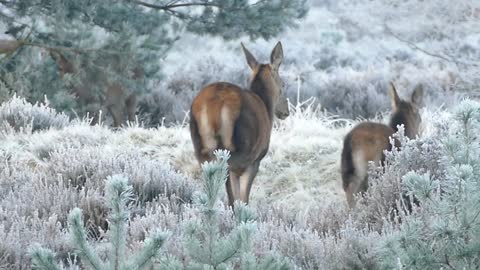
[[190, 111, 214, 164], [226, 171, 240, 207], [198, 107, 218, 156], [219, 106, 237, 153], [125, 93, 137, 123], [345, 149, 372, 208], [238, 161, 260, 204], [344, 176, 361, 208], [107, 103, 124, 128]]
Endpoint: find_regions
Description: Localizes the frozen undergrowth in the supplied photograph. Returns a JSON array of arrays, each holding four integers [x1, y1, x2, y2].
[[0, 102, 352, 210], [1, 92, 469, 269], [1, 1, 478, 268], [0, 97, 445, 212]]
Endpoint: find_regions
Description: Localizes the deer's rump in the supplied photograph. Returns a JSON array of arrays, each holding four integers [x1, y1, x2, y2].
[[341, 122, 395, 189], [190, 82, 272, 174]]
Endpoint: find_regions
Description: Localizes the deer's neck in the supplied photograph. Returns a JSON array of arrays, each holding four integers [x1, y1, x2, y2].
[[249, 71, 274, 120], [389, 111, 413, 139]]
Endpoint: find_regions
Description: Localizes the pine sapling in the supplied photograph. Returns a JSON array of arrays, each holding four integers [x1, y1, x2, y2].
[[183, 150, 293, 269], [378, 100, 480, 269], [29, 175, 169, 270]]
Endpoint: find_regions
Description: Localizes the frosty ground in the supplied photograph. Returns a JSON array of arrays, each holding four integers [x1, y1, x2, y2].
[[1, 0, 479, 268], [0, 97, 444, 212], [0, 94, 455, 268], [1, 100, 350, 212]]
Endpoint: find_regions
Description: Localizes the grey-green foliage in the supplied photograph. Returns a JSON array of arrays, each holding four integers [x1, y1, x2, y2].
[[0, 0, 307, 122], [187, 0, 308, 40], [29, 175, 169, 270], [29, 245, 62, 270], [378, 99, 480, 269]]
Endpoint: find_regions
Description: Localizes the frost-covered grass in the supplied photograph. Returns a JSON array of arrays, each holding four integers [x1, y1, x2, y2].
[[1, 0, 480, 268], [0, 99, 352, 210], [0, 95, 352, 267], [3, 92, 480, 269], [0, 92, 433, 268], [0, 95, 71, 133]]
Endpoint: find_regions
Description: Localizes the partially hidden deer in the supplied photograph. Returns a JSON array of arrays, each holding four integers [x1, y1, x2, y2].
[[49, 51, 140, 127], [190, 42, 289, 207], [341, 82, 424, 208]]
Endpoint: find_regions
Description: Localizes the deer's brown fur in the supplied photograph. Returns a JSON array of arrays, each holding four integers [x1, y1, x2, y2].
[[341, 82, 424, 207], [190, 42, 289, 207]]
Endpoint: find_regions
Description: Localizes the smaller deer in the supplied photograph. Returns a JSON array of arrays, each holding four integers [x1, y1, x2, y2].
[[190, 42, 289, 207], [49, 51, 139, 127], [341, 82, 424, 208]]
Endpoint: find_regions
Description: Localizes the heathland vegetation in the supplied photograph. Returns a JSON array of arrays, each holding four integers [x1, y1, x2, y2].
[[0, 0, 479, 269]]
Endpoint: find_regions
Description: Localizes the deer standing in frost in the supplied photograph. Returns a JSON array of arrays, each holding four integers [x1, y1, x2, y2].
[[49, 51, 141, 127], [190, 42, 289, 207], [341, 82, 424, 208]]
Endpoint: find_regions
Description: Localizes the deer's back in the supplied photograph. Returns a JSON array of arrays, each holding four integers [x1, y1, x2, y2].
[[341, 122, 395, 188], [191, 82, 272, 174], [104, 84, 129, 106], [191, 82, 243, 134], [347, 122, 395, 161]]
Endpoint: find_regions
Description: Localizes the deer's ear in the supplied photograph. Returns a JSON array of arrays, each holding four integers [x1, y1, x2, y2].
[[270, 41, 283, 70], [388, 81, 401, 110], [411, 84, 424, 107], [241, 42, 258, 70]]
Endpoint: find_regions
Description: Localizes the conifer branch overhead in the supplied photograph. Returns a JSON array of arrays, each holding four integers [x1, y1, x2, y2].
[[133, 0, 221, 10], [0, 0, 307, 121]]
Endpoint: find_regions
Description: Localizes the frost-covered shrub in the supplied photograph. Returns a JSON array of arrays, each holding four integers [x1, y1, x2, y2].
[[3, 85, 480, 269], [0, 126, 195, 269], [0, 207, 71, 268], [46, 145, 195, 204], [29, 151, 291, 270], [251, 208, 385, 269], [2, 172, 177, 269], [0, 167, 105, 266], [252, 101, 480, 269], [377, 100, 480, 269], [351, 126, 446, 229], [302, 71, 390, 119], [0, 95, 70, 133]]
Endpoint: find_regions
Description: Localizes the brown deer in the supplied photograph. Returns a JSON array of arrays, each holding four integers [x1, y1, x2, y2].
[[341, 82, 424, 208], [190, 42, 289, 207], [49, 51, 139, 127]]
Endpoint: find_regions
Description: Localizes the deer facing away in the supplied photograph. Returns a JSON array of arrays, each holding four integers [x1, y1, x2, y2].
[[190, 42, 289, 207], [341, 82, 424, 208], [49, 51, 140, 127]]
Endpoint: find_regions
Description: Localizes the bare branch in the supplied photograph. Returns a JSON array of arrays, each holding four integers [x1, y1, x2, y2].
[[384, 24, 457, 63], [0, 39, 22, 54], [384, 24, 479, 68], [23, 41, 127, 56]]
